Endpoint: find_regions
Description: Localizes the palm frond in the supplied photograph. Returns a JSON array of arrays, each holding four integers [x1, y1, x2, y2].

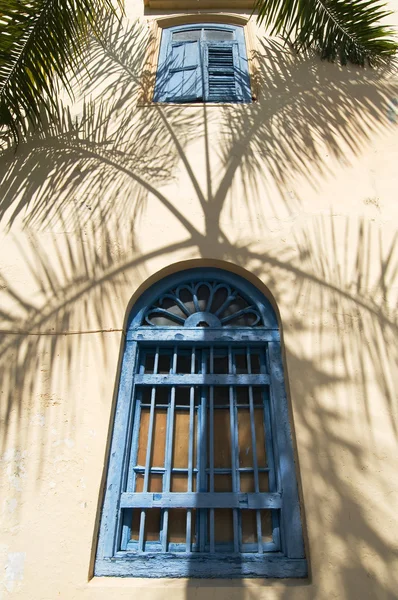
[[254, 0, 398, 65], [0, 0, 122, 143]]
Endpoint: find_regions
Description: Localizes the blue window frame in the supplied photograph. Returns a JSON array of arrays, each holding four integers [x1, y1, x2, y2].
[[153, 24, 251, 103], [95, 268, 307, 578]]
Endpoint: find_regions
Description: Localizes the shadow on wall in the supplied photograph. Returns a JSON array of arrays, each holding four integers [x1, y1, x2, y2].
[[0, 13, 397, 599]]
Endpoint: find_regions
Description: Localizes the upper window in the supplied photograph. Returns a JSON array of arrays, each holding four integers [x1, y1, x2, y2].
[[153, 24, 251, 103], [95, 268, 307, 578]]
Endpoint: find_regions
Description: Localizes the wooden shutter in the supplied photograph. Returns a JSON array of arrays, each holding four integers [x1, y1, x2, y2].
[[154, 29, 203, 102], [154, 24, 251, 104], [166, 40, 202, 101], [203, 26, 251, 103], [205, 44, 238, 102]]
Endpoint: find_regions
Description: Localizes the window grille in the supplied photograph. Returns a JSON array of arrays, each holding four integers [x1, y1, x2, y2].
[[95, 269, 307, 578], [153, 24, 251, 103]]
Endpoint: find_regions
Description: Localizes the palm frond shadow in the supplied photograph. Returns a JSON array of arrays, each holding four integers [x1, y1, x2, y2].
[[0, 18, 203, 232], [0, 20, 397, 592], [218, 40, 398, 217], [184, 214, 398, 592]]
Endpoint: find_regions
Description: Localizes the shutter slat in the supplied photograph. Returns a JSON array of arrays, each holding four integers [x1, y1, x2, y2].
[[207, 46, 236, 102]]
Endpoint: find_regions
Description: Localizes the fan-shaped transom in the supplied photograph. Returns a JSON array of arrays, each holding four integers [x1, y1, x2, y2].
[[142, 280, 263, 327]]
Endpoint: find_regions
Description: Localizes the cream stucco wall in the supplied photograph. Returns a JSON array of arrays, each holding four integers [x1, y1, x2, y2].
[[1, 0, 398, 597]]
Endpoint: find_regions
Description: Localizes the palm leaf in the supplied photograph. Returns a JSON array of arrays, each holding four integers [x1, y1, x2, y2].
[[254, 0, 398, 65], [0, 0, 122, 143]]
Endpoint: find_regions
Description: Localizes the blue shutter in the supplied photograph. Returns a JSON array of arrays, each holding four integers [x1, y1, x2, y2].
[[203, 26, 251, 103], [166, 41, 202, 102], [154, 24, 251, 104], [154, 29, 202, 102], [204, 43, 238, 102]]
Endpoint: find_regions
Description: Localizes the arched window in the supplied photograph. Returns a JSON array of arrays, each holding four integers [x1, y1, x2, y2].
[[95, 268, 307, 578]]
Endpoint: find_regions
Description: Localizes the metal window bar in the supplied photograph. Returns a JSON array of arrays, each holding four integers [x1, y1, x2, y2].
[[125, 344, 279, 555], [120, 389, 142, 550], [186, 347, 195, 551], [247, 347, 263, 553], [209, 347, 215, 553], [261, 346, 280, 549], [138, 347, 159, 552], [120, 347, 146, 551], [162, 346, 177, 551], [198, 350, 207, 552], [229, 346, 240, 553]]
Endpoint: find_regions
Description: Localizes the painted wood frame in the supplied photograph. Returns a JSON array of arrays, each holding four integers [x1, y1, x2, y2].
[[95, 268, 307, 578], [153, 23, 251, 103]]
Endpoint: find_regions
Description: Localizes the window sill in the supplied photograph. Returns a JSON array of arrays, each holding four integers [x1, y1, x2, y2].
[[95, 555, 308, 578], [137, 100, 255, 107]]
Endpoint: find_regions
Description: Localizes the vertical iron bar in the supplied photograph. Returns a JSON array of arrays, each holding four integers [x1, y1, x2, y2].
[[120, 347, 143, 550], [120, 388, 142, 550], [209, 346, 215, 553], [162, 346, 177, 551], [138, 346, 159, 552], [247, 347, 263, 553], [199, 350, 207, 552], [262, 346, 280, 549], [229, 346, 239, 552], [186, 347, 195, 551]]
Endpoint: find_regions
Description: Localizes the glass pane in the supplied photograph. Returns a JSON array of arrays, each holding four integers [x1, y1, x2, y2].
[[213, 386, 229, 405], [222, 295, 258, 326], [211, 285, 230, 314], [261, 510, 273, 542], [152, 408, 167, 467], [213, 509, 234, 544], [172, 410, 190, 468], [143, 352, 155, 373], [241, 510, 273, 546], [234, 350, 247, 374], [241, 509, 257, 544], [168, 509, 187, 544], [137, 407, 150, 465], [204, 29, 234, 41], [252, 386, 263, 405], [172, 30, 201, 42], [254, 407, 267, 467], [236, 387, 249, 405], [212, 408, 231, 468], [259, 471, 269, 492], [250, 353, 261, 374], [135, 473, 163, 493], [177, 350, 192, 373], [131, 510, 140, 540], [238, 408, 252, 467], [213, 350, 228, 374], [158, 350, 172, 374], [145, 509, 161, 542], [171, 473, 187, 492], [155, 387, 169, 406], [240, 472, 254, 493], [239, 472, 269, 492], [140, 387, 152, 405], [214, 474, 232, 492], [175, 387, 190, 406], [195, 283, 212, 311]]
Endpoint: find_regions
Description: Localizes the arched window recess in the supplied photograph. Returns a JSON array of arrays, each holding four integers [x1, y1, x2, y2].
[[96, 268, 307, 578], [127, 270, 279, 342]]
